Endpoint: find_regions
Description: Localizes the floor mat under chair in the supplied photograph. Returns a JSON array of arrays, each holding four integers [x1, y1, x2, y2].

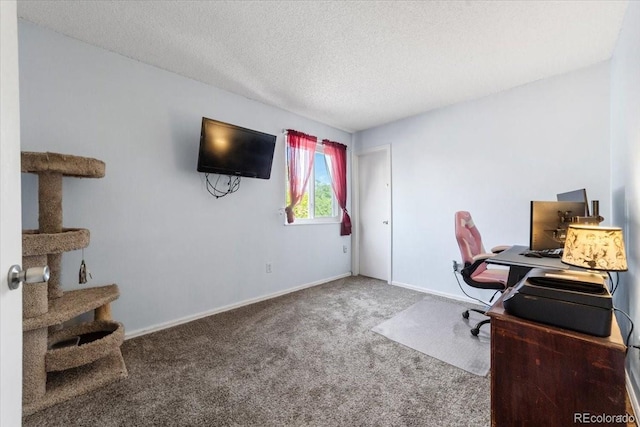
[[372, 296, 491, 376]]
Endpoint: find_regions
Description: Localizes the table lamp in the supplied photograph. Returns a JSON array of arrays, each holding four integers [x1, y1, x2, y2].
[[561, 225, 628, 271]]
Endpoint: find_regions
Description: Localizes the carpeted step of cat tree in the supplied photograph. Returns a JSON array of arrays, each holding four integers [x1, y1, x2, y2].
[[21, 152, 105, 178], [46, 320, 125, 372], [22, 229, 90, 256], [23, 285, 120, 332]]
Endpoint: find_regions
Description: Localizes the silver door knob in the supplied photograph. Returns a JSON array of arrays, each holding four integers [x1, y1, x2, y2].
[[7, 265, 50, 290]]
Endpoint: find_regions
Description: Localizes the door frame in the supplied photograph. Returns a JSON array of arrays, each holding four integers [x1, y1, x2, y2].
[[0, 0, 24, 423], [353, 144, 392, 283]]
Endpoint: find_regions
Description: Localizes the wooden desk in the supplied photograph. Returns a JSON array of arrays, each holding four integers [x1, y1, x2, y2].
[[486, 244, 573, 286], [488, 289, 628, 426]]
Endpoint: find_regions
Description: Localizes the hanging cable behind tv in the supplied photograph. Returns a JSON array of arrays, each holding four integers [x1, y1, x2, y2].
[[205, 173, 241, 198]]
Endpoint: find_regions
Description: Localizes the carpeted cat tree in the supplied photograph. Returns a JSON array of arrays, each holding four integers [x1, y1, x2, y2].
[[21, 152, 127, 416]]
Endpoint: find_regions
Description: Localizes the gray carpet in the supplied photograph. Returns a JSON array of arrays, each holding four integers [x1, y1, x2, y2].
[[372, 296, 491, 376], [23, 276, 490, 426]]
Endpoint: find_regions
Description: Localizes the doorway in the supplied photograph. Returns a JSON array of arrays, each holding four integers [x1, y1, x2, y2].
[[355, 145, 391, 283]]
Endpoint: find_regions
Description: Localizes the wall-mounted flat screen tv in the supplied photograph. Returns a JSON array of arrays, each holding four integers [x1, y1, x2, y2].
[[197, 117, 276, 179]]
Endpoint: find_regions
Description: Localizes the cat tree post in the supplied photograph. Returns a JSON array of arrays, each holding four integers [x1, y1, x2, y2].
[[39, 171, 64, 299], [22, 252, 49, 404], [95, 304, 112, 321]]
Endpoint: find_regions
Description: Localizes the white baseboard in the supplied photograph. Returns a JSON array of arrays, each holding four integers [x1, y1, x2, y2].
[[390, 280, 483, 305], [125, 272, 352, 339]]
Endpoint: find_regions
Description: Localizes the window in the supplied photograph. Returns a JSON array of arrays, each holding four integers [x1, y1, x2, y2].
[[286, 145, 338, 223]]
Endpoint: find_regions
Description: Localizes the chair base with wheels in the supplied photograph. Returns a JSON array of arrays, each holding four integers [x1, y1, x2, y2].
[[462, 308, 490, 336]]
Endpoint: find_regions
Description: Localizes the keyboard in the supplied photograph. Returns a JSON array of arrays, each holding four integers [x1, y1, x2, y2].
[[521, 248, 564, 258]]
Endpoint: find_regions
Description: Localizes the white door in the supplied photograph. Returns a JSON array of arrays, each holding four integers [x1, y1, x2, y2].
[[1, 1, 24, 424], [357, 146, 391, 282]]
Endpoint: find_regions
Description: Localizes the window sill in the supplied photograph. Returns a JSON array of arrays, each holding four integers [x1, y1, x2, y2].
[[285, 218, 340, 226]]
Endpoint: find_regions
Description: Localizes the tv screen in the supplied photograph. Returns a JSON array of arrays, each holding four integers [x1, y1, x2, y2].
[[197, 117, 276, 179]]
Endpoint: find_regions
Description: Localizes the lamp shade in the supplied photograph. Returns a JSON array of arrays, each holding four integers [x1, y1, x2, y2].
[[562, 225, 627, 271]]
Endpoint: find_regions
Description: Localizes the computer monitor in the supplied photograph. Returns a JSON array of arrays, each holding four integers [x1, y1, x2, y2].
[[530, 201, 587, 250], [557, 189, 589, 216]]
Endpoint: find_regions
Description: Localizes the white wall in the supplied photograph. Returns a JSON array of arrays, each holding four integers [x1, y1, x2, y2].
[[610, 0, 640, 405], [18, 21, 352, 336], [354, 63, 611, 301]]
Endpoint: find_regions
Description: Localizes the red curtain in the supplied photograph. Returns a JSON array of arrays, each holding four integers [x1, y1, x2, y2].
[[285, 130, 317, 223], [322, 140, 351, 235]]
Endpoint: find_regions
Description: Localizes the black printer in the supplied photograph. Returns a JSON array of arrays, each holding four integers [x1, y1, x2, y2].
[[503, 267, 612, 337]]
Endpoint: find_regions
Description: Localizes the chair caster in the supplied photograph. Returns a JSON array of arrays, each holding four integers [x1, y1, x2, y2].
[[462, 310, 470, 319], [470, 327, 480, 336]]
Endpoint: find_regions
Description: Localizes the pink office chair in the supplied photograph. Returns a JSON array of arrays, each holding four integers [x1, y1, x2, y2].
[[454, 211, 510, 336]]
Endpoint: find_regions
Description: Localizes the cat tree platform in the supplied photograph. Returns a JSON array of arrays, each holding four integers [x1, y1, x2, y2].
[[47, 320, 125, 372], [21, 151, 105, 178], [23, 285, 121, 332], [23, 228, 90, 256], [21, 151, 127, 417]]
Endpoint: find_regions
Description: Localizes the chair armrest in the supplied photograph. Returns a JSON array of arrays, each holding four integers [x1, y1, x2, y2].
[[491, 245, 511, 254], [472, 253, 496, 262], [462, 254, 494, 278]]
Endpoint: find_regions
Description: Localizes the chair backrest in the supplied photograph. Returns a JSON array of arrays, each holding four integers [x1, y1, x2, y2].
[[455, 211, 487, 266]]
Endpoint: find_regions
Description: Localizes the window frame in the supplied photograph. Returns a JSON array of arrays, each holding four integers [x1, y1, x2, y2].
[[285, 143, 339, 225]]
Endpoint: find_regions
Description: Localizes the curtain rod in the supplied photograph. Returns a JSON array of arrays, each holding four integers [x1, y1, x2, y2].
[[281, 129, 349, 149]]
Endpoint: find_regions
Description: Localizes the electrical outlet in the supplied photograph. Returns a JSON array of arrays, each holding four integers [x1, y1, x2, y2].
[[452, 260, 459, 272], [266, 263, 272, 274], [343, 245, 348, 253]]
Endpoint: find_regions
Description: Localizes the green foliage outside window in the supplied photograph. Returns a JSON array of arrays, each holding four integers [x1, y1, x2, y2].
[[286, 181, 333, 219], [314, 181, 333, 217], [291, 192, 309, 218]]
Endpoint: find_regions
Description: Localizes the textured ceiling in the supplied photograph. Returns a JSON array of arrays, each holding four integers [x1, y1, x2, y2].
[[17, 1, 628, 132]]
